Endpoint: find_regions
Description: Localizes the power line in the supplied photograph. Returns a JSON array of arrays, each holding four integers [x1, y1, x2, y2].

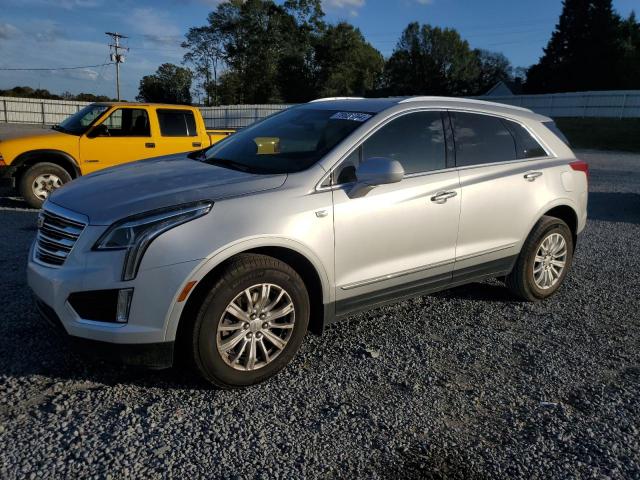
[[0, 63, 114, 71]]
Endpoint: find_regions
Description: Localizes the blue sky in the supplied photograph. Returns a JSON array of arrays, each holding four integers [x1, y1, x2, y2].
[[0, 0, 637, 101]]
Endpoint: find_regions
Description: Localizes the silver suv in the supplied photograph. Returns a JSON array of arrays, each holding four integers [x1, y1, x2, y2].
[[27, 97, 588, 388]]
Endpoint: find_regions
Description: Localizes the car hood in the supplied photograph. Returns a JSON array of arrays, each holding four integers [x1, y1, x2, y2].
[[48, 153, 287, 225]]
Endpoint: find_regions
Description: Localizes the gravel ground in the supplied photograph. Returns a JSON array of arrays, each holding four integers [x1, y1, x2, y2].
[[0, 144, 639, 478]]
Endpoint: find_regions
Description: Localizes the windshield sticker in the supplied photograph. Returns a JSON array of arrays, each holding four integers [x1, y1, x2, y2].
[[330, 112, 372, 122]]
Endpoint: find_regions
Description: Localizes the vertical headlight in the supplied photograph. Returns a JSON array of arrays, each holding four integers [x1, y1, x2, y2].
[[94, 201, 213, 281]]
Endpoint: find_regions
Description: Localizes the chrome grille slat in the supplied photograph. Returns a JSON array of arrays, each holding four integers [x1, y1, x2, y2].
[[35, 206, 87, 267], [37, 231, 75, 249]]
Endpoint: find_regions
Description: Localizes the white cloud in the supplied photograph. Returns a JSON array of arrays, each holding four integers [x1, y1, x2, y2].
[[126, 8, 183, 46], [5, 0, 102, 9], [323, 0, 365, 17], [53, 67, 100, 81], [0, 22, 21, 40]]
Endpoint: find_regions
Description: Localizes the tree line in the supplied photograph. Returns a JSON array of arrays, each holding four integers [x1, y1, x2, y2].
[[137, 0, 640, 105], [0, 85, 117, 102]]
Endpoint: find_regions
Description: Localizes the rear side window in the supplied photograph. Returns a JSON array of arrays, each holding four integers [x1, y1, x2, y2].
[[503, 120, 547, 159], [361, 111, 446, 175], [544, 121, 571, 146], [157, 109, 197, 137], [452, 112, 516, 167]]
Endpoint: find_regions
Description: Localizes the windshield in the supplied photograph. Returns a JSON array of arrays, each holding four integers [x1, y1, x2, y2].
[[202, 108, 374, 174], [56, 104, 110, 135]]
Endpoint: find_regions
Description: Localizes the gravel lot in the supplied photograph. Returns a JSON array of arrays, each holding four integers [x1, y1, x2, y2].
[[0, 129, 639, 478]]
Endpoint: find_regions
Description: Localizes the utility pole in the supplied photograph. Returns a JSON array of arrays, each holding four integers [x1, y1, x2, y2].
[[105, 32, 129, 101]]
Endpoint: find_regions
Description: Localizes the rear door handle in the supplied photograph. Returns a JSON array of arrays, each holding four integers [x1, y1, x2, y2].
[[145, 142, 155, 148], [524, 171, 543, 181], [192, 142, 202, 147], [430, 191, 458, 204]]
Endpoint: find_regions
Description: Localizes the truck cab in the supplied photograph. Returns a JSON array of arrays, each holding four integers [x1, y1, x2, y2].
[[0, 102, 233, 208]]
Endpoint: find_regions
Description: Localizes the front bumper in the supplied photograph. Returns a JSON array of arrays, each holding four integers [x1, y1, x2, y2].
[[0, 164, 17, 188], [35, 299, 174, 368], [27, 240, 201, 366]]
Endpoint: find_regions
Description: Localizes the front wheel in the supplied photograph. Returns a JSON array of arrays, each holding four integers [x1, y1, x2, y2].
[[19, 162, 72, 209], [506, 216, 574, 301], [190, 254, 309, 388]]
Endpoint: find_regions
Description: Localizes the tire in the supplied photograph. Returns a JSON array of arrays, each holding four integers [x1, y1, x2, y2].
[[19, 162, 72, 209], [190, 253, 310, 388], [506, 215, 574, 301]]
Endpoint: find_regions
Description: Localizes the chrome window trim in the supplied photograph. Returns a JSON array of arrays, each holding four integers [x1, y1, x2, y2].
[[314, 106, 557, 192]]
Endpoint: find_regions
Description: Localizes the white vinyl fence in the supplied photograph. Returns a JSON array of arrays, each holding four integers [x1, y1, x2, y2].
[[2, 90, 639, 128], [0, 96, 91, 125], [477, 90, 640, 119]]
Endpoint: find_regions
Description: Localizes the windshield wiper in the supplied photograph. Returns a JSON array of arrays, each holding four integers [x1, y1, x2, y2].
[[52, 124, 66, 133], [202, 157, 254, 173]]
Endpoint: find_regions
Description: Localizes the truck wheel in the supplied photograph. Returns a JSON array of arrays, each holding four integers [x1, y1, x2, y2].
[[190, 253, 309, 389], [506, 216, 574, 301], [19, 162, 72, 209]]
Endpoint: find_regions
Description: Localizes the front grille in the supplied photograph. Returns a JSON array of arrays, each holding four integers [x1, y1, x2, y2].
[[35, 208, 86, 266]]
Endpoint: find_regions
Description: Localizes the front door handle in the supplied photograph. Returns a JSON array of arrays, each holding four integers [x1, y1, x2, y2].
[[145, 142, 155, 148], [192, 142, 202, 147], [524, 171, 543, 181], [430, 191, 458, 204]]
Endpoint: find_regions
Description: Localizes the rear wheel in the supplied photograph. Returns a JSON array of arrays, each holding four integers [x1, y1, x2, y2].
[[190, 254, 309, 388], [19, 162, 72, 209], [506, 216, 574, 301]]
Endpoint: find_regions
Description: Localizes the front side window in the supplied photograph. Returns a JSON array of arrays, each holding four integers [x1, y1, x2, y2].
[[362, 111, 446, 175], [452, 112, 516, 167], [101, 108, 150, 137], [56, 104, 109, 135], [158, 109, 197, 137], [202, 108, 373, 174]]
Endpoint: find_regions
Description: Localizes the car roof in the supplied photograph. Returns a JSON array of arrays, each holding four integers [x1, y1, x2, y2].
[[92, 102, 197, 109], [300, 96, 550, 122]]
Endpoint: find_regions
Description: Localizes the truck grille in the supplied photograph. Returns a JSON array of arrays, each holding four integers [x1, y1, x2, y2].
[[35, 208, 87, 266]]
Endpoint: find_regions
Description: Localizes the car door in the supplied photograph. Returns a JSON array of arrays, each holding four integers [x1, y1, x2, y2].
[[79, 107, 155, 174], [153, 108, 204, 157], [331, 110, 461, 317], [451, 111, 553, 275]]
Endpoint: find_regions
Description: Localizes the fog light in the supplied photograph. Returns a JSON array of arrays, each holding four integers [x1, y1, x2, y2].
[[116, 288, 134, 323]]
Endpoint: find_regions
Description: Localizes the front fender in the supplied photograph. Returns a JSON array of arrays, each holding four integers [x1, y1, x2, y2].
[[162, 236, 333, 342]]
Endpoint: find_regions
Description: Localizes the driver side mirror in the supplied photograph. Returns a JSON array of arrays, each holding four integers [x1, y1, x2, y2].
[[87, 123, 109, 138], [348, 157, 404, 199]]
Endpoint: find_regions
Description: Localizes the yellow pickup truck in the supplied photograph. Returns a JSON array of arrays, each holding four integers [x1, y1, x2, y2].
[[0, 102, 234, 208]]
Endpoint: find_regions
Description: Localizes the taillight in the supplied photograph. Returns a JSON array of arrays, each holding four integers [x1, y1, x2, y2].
[[570, 160, 589, 179]]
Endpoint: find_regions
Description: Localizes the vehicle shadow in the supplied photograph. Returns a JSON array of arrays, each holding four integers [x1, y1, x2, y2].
[[433, 281, 523, 303], [588, 191, 640, 224]]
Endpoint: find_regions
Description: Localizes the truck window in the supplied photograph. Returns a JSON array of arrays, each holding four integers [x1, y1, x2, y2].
[[157, 109, 198, 137], [102, 108, 150, 137]]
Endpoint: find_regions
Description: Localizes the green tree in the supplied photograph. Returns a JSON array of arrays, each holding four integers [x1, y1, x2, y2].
[[619, 12, 640, 89], [475, 49, 513, 94], [136, 63, 193, 104], [314, 22, 384, 97], [383, 23, 481, 96], [182, 25, 223, 106], [525, 0, 623, 93]]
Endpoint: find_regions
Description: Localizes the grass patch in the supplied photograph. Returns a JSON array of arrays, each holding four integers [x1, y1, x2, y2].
[[554, 118, 640, 153]]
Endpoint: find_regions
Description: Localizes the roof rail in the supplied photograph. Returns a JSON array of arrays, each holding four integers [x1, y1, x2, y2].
[[309, 97, 365, 103], [398, 96, 533, 113]]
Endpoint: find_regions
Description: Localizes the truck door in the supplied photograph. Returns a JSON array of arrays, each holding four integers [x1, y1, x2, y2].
[[79, 107, 156, 174], [153, 108, 204, 157]]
